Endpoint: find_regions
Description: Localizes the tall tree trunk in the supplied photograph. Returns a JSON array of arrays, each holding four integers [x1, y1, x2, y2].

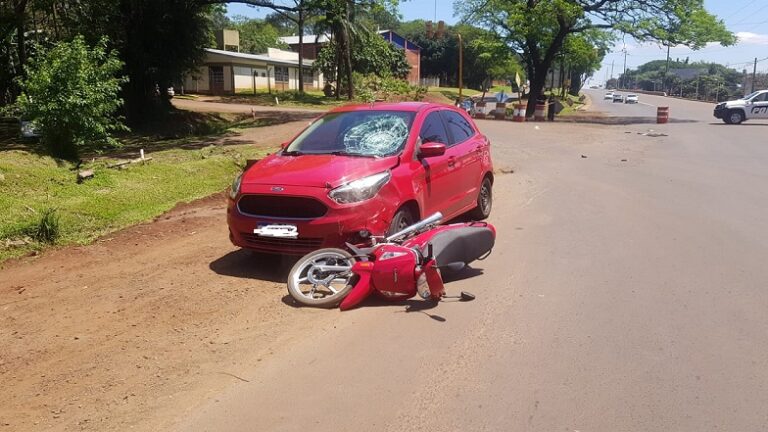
[[297, 10, 304, 94], [15, 0, 28, 78], [343, 1, 353, 100]]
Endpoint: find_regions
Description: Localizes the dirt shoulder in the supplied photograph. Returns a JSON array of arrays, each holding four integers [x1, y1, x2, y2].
[[0, 192, 341, 431], [0, 113, 333, 431]]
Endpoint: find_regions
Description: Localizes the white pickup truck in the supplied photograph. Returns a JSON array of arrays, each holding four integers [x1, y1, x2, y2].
[[713, 90, 768, 124]]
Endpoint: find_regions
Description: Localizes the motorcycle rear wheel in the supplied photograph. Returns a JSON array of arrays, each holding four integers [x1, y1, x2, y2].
[[287, 248, 357, 307]]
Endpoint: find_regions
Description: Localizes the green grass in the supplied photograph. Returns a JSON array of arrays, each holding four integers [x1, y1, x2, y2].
[[427, 86, 481, 101], [228, 90, 345, 108], [544, 91, 586, 116], [0, 143, 269, 262]]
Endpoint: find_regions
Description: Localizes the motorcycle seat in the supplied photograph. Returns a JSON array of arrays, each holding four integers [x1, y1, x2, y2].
[[426, 226, 495, 267]]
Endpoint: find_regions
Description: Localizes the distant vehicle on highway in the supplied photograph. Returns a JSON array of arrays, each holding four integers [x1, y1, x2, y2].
[[713, 90, 768, 124], [625, 94, 639, 104], [612, 94, 624, 103], [604, 92, 614, 100]]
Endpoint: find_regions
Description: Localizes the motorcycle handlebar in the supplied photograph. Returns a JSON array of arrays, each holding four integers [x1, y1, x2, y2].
[[385, 212, 443, 243]]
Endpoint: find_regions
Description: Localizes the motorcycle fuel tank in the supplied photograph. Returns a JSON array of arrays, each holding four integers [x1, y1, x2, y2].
[[371, 245, 418, 298]]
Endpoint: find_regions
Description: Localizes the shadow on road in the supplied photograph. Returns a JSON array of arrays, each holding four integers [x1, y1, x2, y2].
[[281, 294, 447, 322], [707, 122, 768, 127], [209, 249, 298, 283]]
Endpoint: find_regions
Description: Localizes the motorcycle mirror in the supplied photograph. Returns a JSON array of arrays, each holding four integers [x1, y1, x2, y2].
[[460, 291, 476, 301]]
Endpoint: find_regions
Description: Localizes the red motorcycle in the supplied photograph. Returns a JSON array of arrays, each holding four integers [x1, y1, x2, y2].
[[286, 213, 495, 310]]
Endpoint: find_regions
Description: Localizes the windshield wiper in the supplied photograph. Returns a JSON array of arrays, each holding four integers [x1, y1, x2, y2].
[[329, 151, 376, 158], [282, 150, 304, 156]]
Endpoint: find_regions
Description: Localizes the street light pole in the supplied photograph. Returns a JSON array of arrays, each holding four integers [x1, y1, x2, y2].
[[621, 48, 628, 89], [458, 33, 463, 100]]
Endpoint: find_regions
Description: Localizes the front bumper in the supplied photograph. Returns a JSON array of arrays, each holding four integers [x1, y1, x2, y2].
[[713, 105, 727, 119], [227, 186, 395, 255]]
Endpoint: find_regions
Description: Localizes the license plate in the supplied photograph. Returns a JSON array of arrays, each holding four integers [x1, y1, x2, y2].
[[253, 224, 298, 238]]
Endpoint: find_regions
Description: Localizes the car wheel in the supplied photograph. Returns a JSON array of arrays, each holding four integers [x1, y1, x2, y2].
[[468, 177, 492, 220], [728, 110, 744, 125], [387, 207, 416, 237]]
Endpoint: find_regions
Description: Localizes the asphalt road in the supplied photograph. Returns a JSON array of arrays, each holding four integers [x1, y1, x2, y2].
[[179, 96, 768, 431], [583, 88, 715, 121]]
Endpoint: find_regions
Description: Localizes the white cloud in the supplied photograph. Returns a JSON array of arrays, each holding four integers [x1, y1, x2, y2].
[[736, 32, 768, 45]]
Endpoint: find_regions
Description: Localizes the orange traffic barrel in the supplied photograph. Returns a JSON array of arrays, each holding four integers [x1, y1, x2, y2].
[[657, 106, 669, 124], [474, 102, 486, 119], [494, 103, 507, 120], [512, 104, 526, 122], [534, 102, 547, 121]]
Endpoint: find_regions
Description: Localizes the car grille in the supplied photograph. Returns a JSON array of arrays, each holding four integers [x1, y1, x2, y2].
[[237, 195, 328, 219], [240, 233, 324, 254]]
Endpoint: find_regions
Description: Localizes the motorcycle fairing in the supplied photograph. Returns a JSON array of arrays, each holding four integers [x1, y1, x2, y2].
[[339, 262, 374, 311]]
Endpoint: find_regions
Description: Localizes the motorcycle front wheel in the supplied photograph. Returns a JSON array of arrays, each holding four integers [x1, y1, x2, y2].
[[287, 248, 357, 307]]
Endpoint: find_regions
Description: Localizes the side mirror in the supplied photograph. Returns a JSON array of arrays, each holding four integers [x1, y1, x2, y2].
[[419, 142, 446, 158]]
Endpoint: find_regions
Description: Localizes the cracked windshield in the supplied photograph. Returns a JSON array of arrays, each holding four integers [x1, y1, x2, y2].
[[286, 111, 413, 156]]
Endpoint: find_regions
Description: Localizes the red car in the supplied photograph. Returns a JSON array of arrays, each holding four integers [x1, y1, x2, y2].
[[227, 102, 494, 255]]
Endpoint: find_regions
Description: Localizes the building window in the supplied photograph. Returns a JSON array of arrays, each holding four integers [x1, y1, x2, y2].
[[302, 68, 314, 84], [274, 66, 289, 83]]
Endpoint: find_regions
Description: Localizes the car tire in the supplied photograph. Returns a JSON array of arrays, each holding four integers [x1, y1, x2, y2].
[[387, 207, 416, 237], [468, 177, 493, 220], [727, 110, 744, 125]]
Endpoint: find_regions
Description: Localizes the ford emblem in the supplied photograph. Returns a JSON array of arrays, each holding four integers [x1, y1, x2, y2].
[[271, 186, 285, 192]]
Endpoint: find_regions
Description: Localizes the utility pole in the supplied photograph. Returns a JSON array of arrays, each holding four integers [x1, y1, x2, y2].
[[696, 75, 700, 100], [621, 48, 628, 89], [609, 60, 614, 88], [664, 43, 671, 93], [752, 57, 758, 93], [458, 33, 463, 99]]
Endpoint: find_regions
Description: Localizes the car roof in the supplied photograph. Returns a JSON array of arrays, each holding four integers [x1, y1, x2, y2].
[[328, 102, 435, 113]]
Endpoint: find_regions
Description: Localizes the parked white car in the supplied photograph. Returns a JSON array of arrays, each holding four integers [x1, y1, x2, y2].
[[625, 94, 639, 104], [612, 93, 624, 103], [604, 92, 614, 100]]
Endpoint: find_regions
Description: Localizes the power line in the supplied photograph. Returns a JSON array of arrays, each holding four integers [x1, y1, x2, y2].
[[731, 2, 768, 25], [723, 0, 758, 21]]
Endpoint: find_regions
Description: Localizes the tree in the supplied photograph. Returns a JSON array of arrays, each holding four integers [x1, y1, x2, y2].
[[16, 36, 127, 160], [315, 27, 409, 87], [459, 0, 736, 116], [229, 15, 288, 53], [397, 20, 523, 90], [563, 30, 613, 95], [619, 59, 744, 101]]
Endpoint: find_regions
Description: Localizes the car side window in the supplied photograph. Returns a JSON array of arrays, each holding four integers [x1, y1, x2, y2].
[[419, 112, 450, 145], [442, 111, 475, 145], [754, 93, 768, 102]]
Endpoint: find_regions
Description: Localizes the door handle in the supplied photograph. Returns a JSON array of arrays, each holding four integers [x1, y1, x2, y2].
[[447, 156, 456, 168]]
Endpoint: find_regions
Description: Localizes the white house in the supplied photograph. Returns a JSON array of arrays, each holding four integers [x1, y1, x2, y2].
[[183, 48, 324, 95]]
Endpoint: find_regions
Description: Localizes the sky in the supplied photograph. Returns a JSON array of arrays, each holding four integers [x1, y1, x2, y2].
[[227, 0, 768, 84]]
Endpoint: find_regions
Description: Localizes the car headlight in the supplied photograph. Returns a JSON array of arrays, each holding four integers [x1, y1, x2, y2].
[[229, 173, 243, 199], [328, 171, 391, 204]]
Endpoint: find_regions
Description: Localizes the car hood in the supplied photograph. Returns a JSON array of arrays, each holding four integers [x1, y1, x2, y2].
[[724, 99, 745, 107], [242, 154, 400, 188]]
